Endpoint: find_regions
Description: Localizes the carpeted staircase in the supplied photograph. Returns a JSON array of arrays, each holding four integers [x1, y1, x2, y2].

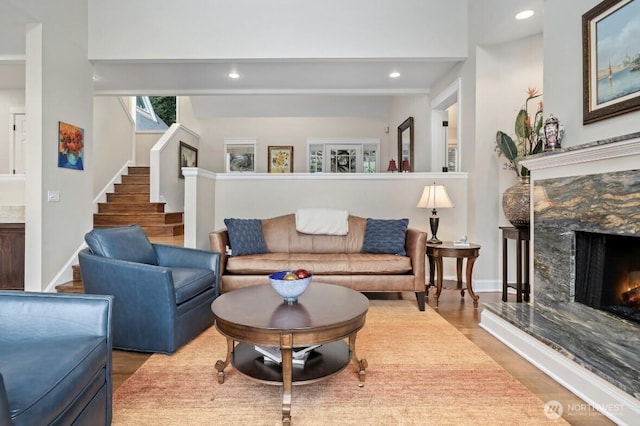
[[55, 166, 183, 294]]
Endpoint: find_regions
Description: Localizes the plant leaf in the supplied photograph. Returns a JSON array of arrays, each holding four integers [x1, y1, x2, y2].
[[514, 109, 528, 139], [497, 131, 518, 161]]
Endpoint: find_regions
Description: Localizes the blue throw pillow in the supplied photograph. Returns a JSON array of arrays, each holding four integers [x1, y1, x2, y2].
[[224, 218, 268, 256], [361, 218, 409, 256]]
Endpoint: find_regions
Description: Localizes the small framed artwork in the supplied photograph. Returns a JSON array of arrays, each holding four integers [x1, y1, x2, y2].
[[268, 146, 294, 173], [583, 0, 640, 124], [179, 141, 198, 178], [224, 139, 256, 173], [58, 121, 85, 170]]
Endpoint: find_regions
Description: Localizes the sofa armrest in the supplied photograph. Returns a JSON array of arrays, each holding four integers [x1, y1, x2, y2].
[[406, 228, 427, 291], [209, 229, 229, 277]]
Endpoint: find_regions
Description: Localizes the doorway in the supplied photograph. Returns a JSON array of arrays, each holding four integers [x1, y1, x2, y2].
[[10, 109, 26, 174], [430, 78, 461, 173]]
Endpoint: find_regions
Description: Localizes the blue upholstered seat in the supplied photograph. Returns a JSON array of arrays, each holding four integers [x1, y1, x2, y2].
[[0, 291, 113, 426], [78, 225, 220, 354]]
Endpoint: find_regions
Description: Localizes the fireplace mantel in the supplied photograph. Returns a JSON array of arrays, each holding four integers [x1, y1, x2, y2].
[[520, 131, 640, 172]]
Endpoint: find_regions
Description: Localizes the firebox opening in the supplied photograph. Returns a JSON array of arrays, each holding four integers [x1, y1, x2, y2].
[[574, 231, 640, 323]]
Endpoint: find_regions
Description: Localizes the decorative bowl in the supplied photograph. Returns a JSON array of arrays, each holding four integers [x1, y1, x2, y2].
[[269, 271, 312, 304]]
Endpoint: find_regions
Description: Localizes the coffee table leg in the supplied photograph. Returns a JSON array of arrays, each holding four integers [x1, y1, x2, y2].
[[349, 333, 368, 387], [215, 337, 234, 384], [281, 333, 293, 424]]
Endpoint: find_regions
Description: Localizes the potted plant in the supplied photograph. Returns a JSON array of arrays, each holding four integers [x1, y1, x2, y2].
[[495, 88, 543, 227]]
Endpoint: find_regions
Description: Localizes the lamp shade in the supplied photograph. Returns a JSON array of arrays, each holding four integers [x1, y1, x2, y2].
[[387, 159, 398, 172], [416, 184, 454, 209]]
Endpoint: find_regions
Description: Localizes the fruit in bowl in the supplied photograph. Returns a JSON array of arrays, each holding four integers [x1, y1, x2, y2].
[[269, 270, 312, 304]]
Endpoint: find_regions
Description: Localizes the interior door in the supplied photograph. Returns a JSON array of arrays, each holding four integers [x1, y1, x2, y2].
[[12, 113, 27, 174]]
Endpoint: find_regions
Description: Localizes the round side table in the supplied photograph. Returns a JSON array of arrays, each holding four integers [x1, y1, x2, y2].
[[426, 241, 481, 308]]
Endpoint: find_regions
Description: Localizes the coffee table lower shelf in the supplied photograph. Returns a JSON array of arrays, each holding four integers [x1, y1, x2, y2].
[[232, 341, 350, 385]]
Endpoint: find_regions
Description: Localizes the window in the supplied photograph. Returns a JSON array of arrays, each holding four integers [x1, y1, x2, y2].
[[447, 146, 458, 172], [224, 139, 256, 172], [307, 139, 379, 173], [134, 96, 176, 131]]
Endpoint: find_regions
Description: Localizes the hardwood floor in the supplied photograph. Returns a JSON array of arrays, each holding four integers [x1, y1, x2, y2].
[[112, 236, 614, 424]]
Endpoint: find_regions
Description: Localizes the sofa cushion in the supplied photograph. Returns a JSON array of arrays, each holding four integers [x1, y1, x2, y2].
[[226, 253, 412, 275], [361, 218, 409, 256], [0, 336, 107, 425], [171, 267, 216, 304], [224, 218, 268, 256], [85, 224, 158, 265]]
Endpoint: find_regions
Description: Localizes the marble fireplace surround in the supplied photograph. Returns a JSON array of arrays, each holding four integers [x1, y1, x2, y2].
[[480, 132, 640, 425]]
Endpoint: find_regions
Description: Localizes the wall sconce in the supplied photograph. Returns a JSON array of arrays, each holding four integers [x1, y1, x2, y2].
[[416, 183, 454, 244], [387, 159, 398, 172]]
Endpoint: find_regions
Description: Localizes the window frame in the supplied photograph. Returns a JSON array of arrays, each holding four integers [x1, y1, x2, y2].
[[306, 138, 380, 173]]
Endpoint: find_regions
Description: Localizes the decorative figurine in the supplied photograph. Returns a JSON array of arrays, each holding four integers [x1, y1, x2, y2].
[[540, 114, 564, 151]]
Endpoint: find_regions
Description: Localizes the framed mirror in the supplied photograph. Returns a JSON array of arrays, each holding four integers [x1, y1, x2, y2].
[[397, 117, 414, 172]]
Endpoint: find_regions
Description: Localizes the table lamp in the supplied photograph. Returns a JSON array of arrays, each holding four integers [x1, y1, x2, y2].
[[416, 183, 454, 244]]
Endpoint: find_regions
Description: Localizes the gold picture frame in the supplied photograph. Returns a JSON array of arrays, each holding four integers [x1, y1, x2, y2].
[[268, 146, 293, 173], [583, 0, 640, 124]]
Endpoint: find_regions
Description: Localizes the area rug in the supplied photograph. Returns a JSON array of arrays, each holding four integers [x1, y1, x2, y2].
[[112, 300, 566, 425]]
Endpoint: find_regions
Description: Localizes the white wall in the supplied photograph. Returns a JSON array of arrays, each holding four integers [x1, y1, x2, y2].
[[544, 0, 640, 145], [23, 0, 95, 291], [179, 97, 392, 173], [93, 96, 135, 196], [0, 89, 25, 174], [88, 0, 467, 61], [389, 96, 431, 172], [135, 132, 163, 166]]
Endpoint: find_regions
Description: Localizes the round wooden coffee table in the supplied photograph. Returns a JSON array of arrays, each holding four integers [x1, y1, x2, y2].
[[211, 283, 369, 424]]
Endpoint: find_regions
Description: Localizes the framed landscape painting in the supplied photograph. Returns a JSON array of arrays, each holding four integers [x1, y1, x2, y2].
[[583, 0, 640, 124], [268, 146, 294, 173]]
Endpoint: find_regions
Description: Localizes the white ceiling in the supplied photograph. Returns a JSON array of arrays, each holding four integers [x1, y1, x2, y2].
[[0, 0, 543, 116]]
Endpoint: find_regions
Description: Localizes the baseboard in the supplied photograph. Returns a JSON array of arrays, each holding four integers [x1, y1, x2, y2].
[[480, 309, 640, 426]]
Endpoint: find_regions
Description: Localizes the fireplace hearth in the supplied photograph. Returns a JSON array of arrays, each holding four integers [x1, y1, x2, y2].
[[575, 231, 640, 324]]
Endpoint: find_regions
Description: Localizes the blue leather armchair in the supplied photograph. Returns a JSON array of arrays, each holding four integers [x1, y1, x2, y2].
[[0, 291, 113, 426], [78, 225, 220, 354]]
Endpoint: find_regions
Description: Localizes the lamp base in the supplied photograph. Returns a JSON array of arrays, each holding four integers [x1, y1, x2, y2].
[[428, 216, 442, 245], [427, 236, 443, 244]]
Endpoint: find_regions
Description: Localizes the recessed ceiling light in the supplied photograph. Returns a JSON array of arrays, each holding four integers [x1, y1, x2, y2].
[[389, 72, 401, 79], [228, 72, 240, 79], [515, 10, 534, 20]]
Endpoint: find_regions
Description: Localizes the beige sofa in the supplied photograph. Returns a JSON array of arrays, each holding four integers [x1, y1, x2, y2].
[[209, 213, 428, 310]]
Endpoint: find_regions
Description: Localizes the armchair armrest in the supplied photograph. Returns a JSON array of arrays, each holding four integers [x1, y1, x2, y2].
[[0, 291, 112, 341], [154, 244, 220, 272], [0, 374, 10, 426], [209, 229, 229, 276], [405, 228, 427, 291]]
